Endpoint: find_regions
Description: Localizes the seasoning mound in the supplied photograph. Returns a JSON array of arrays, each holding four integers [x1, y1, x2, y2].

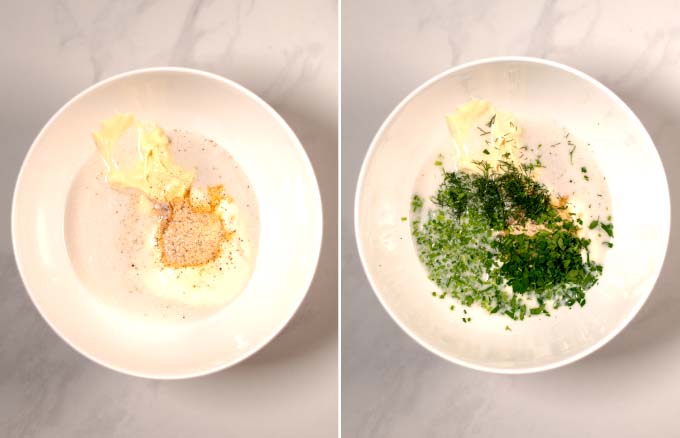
[[157, 185, 232, 268]]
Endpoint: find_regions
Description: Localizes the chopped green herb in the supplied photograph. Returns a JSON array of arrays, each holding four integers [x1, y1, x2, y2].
[[600, 222, 614, 238], [486, 114, 496, 128], [413, 160, 603, 321], [584, 175, 590, 181], [401, 216, 407, 221], [411, 194, 423, 212], [435, 160, 443, 166], [581, 167, 587, 173], [589, 220, 599, 229], [477, 126, 490, 135], [604, 242, 613, 248], [569, 144, 576, 164], [483, 149, 490, 155], [505, 325, 511, 331]]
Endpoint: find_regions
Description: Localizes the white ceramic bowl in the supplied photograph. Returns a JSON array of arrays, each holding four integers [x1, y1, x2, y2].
[[12, 68, 322, 378], [355, 57, 670, 373]]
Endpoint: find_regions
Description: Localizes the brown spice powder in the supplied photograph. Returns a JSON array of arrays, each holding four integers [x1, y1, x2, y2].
[[156, 185, 232, 268]]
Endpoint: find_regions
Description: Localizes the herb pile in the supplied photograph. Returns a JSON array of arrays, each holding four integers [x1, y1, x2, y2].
[[412, 160, 611, 320]]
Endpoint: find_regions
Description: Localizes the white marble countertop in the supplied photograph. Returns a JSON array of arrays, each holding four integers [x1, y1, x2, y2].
[[342, 1, 680, 437], [0, 1, 337, 437]]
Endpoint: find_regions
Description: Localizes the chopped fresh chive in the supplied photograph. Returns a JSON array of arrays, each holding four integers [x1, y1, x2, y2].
[[483, 149, 490, 155], [435, 160, 443, 166], [401, 216, 407, 221]]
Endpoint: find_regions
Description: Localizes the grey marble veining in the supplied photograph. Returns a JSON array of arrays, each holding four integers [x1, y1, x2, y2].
[[0, 0, 337, 437], [342, 0, 680, 437]]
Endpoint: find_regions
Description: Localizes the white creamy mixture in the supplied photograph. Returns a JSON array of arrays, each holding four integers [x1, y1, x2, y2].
[[65, 130, 259, 322]]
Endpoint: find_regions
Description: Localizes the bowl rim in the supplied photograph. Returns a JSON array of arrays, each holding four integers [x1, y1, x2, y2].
[[354, 55, 671, 374], [11, 66, 323, 379]]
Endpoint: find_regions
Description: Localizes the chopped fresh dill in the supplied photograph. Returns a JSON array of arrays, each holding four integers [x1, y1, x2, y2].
[[477, 126, 490, 135], [483, 149, 490, 155], [486, 114, 496, 128]]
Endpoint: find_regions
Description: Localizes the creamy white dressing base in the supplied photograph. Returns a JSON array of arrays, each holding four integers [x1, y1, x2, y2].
[[411, 113, 613, 268], [65, 130, 259, 322]]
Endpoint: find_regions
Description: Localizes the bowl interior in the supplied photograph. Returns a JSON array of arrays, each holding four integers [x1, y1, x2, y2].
[[356, 59, 669, 372], [13, 69, 322, 378]]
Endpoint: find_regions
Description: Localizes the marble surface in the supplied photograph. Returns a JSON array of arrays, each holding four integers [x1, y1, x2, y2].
[[0, 1, 337, 437], [342, 0, 680, 437]]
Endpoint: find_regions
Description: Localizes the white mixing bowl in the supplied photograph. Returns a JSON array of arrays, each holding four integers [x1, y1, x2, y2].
[[355, 57, 670, 373], [13, 68, 322, 378]]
